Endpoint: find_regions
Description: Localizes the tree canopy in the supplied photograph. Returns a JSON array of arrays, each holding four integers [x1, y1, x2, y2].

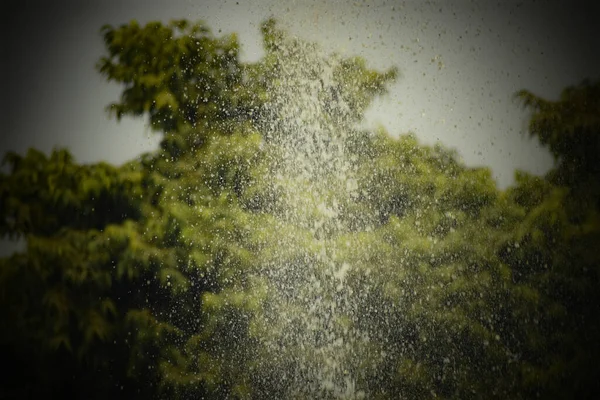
[[1, 18, 599, 399]]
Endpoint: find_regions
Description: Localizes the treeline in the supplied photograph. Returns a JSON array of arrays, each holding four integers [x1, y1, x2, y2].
[[0, 19, 598, 399]]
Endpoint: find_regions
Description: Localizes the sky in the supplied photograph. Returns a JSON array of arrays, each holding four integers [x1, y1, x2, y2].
[[2, 0, 599, 185]]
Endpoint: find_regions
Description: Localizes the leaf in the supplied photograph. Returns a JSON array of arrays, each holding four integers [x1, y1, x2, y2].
[[42, 287, 70, 319], [49, 334, 72, 352], [100, 298, 117, 317], [81, 309, 112, 344]]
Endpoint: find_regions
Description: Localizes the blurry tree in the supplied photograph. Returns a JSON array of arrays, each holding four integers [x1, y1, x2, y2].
[[0, 19, 257, 399], [97, 19, 248, 133], [516, 80, 600, 185], [0, 149, 161, 398], [500, 81, 600, 398], [1, 17, 598, 400]]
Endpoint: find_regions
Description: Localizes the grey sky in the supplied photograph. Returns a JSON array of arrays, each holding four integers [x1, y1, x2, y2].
[[3, 0, 599, 190]]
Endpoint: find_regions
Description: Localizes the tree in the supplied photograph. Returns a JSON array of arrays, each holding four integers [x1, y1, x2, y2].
[[0, 149, 161, 398], [0, 19, 257, 399], [2, 17, 598, 400], [515, 80, 600, 185], [501, 81, 600, 398]]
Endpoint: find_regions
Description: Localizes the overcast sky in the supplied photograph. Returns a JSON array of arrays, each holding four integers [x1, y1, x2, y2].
[[2, 0, 599, 190]]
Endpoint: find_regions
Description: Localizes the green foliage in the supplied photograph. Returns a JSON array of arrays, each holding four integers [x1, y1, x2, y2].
[[2, 17, 599, 400], [0, 148, 141, 238], [516, 80, 600, 184], [97, 19, 249, 133]]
